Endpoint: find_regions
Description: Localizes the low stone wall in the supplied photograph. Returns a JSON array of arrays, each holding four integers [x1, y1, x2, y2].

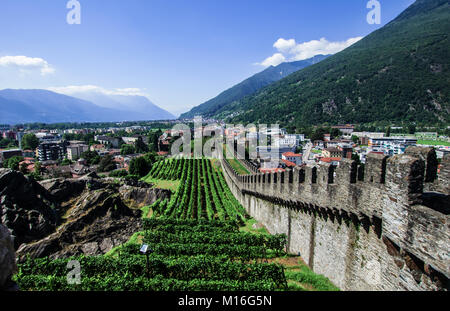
[[221, 148, 449, 291]]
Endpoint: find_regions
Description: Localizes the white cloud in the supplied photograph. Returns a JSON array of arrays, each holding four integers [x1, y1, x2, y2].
[[273, 38, 296, 53], [257, 36, 363, 67], [259, 53, 286, 67], [47, 85, 148, 97], [0, 55, 55, 75]]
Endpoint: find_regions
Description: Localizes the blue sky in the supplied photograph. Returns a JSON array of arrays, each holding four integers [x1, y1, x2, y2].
[[0, 0, 415, 116]]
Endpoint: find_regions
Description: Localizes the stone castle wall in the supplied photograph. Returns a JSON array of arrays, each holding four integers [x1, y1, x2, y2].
[[220, 147, 449, 291]]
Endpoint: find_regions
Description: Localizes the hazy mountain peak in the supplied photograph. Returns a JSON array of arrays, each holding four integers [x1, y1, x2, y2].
[[0, 88, 175, 124]]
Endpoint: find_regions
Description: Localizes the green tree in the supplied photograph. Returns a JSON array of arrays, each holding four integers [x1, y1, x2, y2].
[[386, 126, 391, 138], [109, 169, 129, 178], [134, 137, 149, 154], [98, 155, 116, 172], [81, 151, 101, 165], [0, 138, 18, 149], [148, 130, 162, 152], [330, 128, 341, 139], [143, 152, 157, 165], [351, 135, 359, 144], [310, 128, 327, 141], [5, 156, 24, 171], [129, 156, 151, 177], [35, 161, 42, 175], [21, 133, 40, 150], [121, 144, 136, 155]]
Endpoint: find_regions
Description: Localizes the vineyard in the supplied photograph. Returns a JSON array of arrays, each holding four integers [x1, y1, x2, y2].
[[16, 218, 288, 291], [14, 158, 338, 291], [143, 158, 247, 223]]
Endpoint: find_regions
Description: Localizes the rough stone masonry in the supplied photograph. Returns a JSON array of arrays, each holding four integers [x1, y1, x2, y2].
[[0, 224, 17, 290], [221, 147, 449, 291]]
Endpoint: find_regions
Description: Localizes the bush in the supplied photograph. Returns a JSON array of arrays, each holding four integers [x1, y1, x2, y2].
[[109, 170, 129, 178]]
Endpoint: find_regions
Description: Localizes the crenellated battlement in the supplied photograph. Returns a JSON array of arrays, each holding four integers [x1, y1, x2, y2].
[[221, 147, 449, 290]]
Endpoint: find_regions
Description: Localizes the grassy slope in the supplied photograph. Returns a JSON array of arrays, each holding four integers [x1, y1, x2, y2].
[[223, 145, 251, 175]]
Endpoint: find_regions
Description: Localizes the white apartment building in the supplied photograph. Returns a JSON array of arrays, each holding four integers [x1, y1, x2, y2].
[[67, 144, 89, 160]]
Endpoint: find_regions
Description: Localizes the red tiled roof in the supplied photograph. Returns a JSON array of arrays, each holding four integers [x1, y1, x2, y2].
[[320, 157, 342, 163], [157, 151, 169, 156], [282, 159, 296, 167], [282, 152, 301, 157]]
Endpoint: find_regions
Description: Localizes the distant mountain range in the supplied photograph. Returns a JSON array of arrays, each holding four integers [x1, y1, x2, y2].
[[220, 0, 450, 126], [0, 89, 175, 124], [179, 55, 330, 119]]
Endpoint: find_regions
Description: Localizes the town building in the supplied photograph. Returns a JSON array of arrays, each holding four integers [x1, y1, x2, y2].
[[322, 147, 342, 158], [38, 142, 67, 162], [352, 132, 385, 139], [71, 159, 91, 178], [415, 132, 438, 139], [2, 131, 17, 140], [90, 144, 106, 153], [122, 135, 149, 145], [281, 152, 302, 166], [257, 145, 296, 160], [332, 124, 355, 135], [338, 144, 354, 159], [0, 149, 23, 163], [66, 144, 89, 160], [368, 136, 417, 156], [36, 132, 61, 142], [436, 148, 450, 159], [95, 135, 121, 148], [320, 157, 342, 166]]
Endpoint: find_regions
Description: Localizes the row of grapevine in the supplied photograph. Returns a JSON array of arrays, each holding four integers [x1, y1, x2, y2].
[[16, 218, 288, 291], [146, 158, 247, 222], [19, 255, 285, 284]]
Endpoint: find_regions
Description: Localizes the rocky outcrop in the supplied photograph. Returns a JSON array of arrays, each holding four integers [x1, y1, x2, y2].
[[119, 185, 171, 207], [0, 169, 57, 248], [39, 178, 86, 202], [17, 189, 142, 260], [0, 224, 17, 290], [1, 169, 170, 261], [39, 175, 169, 208]]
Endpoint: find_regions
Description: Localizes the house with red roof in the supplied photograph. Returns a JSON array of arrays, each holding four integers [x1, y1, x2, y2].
[[320, 157, 342, 166], [282, 152, 302, 166], [281, 159, 297, 168]]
